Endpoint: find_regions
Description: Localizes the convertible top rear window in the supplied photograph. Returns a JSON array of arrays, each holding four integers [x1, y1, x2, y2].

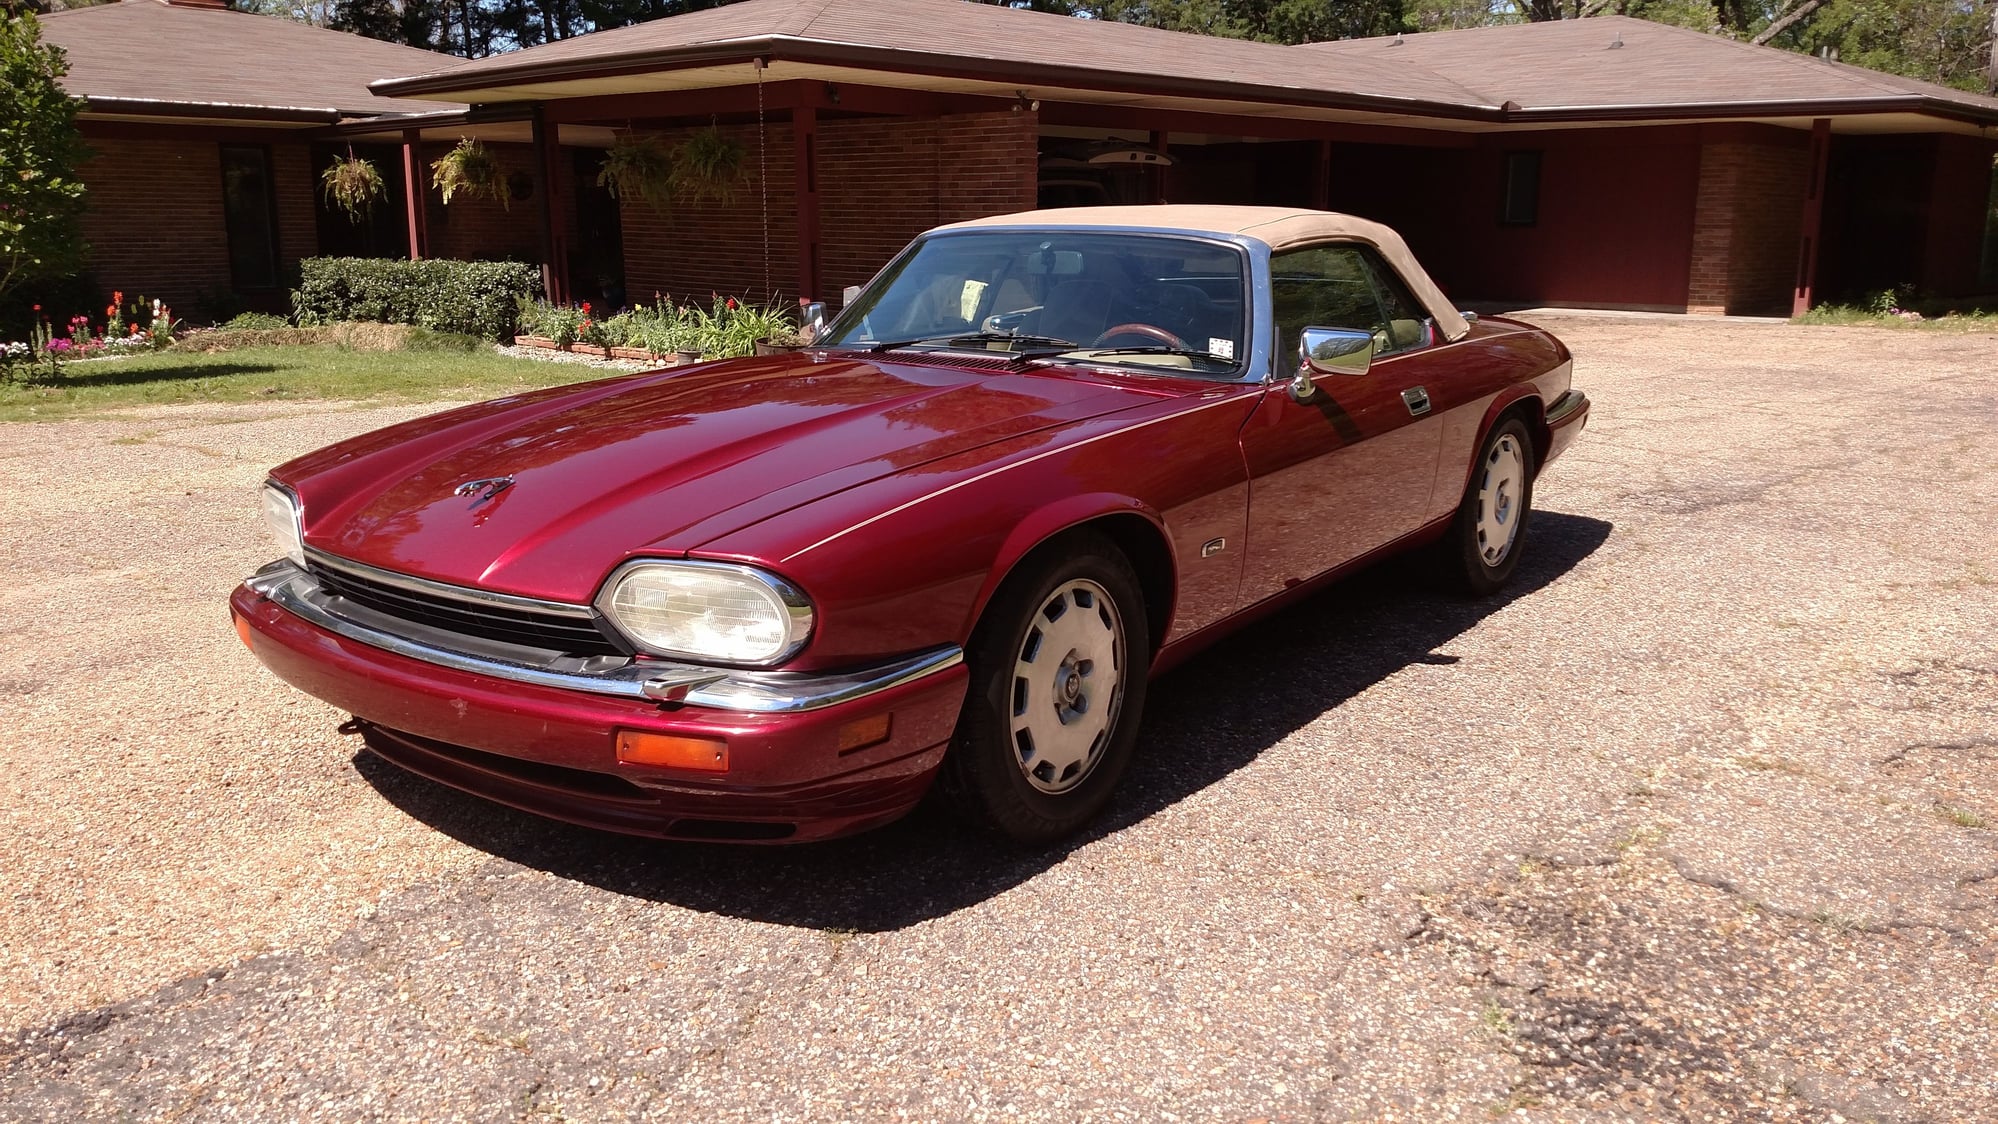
[[822, 231, 1249, 375]]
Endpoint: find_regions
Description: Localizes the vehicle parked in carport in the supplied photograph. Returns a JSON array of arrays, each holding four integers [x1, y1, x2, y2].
[[231, 205, 1589, 844]]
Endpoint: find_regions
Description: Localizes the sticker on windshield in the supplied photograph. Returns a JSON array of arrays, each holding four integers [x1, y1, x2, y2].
[[1208, 338, 1236, 360]]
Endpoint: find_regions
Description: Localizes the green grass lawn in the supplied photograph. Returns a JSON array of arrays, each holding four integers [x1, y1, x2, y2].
[[0, 344, 629, 422]]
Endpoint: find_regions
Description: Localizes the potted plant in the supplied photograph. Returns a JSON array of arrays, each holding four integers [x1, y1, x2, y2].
[[671, 126, 746, 205], [597, 134, 675, 209], [320, 149, 385, 223], [431, 138, 506, 208]]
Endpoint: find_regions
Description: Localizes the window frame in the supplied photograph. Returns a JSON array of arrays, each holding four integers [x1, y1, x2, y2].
[[1499, 150, 1543, 228], [1269, 241, 1434, 368]]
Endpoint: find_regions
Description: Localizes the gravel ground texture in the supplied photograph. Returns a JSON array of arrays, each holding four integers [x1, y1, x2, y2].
[[1, 316, 1993, 1121]]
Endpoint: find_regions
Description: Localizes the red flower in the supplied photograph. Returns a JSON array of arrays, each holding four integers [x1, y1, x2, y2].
[[725, 297, 738, 310], [31, 304, 39, 312], [581, 302, 592, 314]]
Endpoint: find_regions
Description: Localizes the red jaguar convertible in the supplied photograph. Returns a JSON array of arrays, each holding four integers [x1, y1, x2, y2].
[[232, 206, 1588, 844]]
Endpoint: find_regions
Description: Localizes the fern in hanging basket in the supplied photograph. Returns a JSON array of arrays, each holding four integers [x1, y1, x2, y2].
[[597, 134, 675, 209], [672, 127, 747, 205], [320, 151, 385, 223], [431, 138, 507, 209]]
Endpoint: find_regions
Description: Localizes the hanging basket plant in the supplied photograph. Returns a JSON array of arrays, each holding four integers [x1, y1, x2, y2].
[[672, 126, 747, 205], [597, 134, 676, 209], [320, 150, 385, 223], [431, 137, 507, 209]]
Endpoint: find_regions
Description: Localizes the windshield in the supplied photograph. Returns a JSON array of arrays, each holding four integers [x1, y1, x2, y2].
[[819, 231, 1250, 376]]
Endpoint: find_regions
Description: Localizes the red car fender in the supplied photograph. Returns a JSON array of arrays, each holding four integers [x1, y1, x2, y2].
[[960, 491, 1178, 641], [1448, 385, 1547, 501]]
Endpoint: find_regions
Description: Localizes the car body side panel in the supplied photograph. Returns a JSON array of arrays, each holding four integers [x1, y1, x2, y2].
[[1417, 319, 1572, 521], [1237, 349, 1444, 601], [693, 387, 1263, 667]]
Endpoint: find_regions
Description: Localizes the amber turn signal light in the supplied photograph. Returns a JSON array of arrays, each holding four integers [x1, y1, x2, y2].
[[233, 612, 255, 652], [615, 730, 728, 772], [836, 713, 892, 753]]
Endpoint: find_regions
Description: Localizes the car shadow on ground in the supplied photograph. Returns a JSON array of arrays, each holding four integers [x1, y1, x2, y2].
[[355, 511, 1613, 932]]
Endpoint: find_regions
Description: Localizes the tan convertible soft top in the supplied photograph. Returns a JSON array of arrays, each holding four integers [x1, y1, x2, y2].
[[939, 205, 1471, 343]]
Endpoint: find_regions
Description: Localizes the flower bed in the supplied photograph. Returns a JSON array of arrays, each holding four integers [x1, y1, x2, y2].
[[512, 335, 671, 363]]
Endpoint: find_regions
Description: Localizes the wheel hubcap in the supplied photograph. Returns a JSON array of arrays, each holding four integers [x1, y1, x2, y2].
[[1475, 434, 1526, 567], [1010, 579, 1124, 794]]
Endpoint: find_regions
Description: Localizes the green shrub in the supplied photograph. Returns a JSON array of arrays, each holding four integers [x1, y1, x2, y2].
[[223, 311, 290, 331], [292, 258, 541, 340]]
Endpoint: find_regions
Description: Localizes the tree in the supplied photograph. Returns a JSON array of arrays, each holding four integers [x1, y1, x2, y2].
[[0, 11, 87, 303]]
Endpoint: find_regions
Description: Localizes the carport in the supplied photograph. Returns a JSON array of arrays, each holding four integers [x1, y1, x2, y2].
[[349, 0, 1998, 315]]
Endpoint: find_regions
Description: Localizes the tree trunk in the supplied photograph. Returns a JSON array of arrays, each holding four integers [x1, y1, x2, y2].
[[1751, 0, 1822, 45], [1986, 0, 1997, 94]]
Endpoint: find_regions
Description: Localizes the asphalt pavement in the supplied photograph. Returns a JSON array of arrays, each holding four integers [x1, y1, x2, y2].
[[2, 316, 1993, 1121]]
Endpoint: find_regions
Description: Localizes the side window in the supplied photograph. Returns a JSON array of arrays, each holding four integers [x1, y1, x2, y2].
[[1360, 254, 1432, 354], [1272, 244, 1430, 364]]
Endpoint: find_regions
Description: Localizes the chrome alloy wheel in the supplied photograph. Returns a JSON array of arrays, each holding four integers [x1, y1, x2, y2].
[[1010, 578, 1126, 794], [1476, 432, 1527, 567]]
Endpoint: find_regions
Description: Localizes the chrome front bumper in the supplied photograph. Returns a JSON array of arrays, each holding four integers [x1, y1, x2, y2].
[[244, 560, 962, 714]]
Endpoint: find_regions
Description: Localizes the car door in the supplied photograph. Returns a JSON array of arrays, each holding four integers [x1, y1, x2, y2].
[[1237, 243, 1446, 602]]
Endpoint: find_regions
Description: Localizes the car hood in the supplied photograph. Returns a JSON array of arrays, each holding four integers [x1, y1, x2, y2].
[[276, 353, 1179, 602]]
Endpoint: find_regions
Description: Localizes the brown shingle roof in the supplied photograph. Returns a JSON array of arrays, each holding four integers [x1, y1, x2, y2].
[[371, 0, 1497, 115], [1300, 16, 1998, 122], [44, 0, 461, 121], [370, 0, 1998, 128]]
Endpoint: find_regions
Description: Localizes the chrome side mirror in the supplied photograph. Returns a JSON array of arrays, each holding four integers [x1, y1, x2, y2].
[[800, 300, 828, 343], [1289, 327, 1374, 402]]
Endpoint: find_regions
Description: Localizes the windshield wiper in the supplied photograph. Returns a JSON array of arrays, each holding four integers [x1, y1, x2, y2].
[[867, 331, 1076, 353], [1038, 345, 1239, 366]]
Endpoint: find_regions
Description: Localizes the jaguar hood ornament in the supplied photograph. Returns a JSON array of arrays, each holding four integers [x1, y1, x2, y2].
[[452, 475, 514, 508]]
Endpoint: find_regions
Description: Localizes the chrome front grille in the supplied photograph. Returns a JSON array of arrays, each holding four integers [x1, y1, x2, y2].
[[304, 551, 624, 658]]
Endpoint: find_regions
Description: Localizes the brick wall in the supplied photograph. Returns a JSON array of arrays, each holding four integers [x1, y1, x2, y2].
[[78, 136, 317, 311], [423, 141, 573, 265], [819, 111, 1039, 297], [1688, 140, 1809, 316], [615, 111, 1036, 308], [619, 122, 800, 306]]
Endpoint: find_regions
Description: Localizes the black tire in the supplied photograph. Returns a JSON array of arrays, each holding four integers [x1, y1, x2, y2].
[[1440, 415, 1536, 596], [940, 532, 1151, 844]]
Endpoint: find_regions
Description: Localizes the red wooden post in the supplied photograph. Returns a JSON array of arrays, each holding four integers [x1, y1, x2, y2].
[[1792, 117, 1832, 317], [531, 107, 570, 305], [1310, 139, 1332, 211], [401, 128, 428, 261], [793, 104, 821, 302]]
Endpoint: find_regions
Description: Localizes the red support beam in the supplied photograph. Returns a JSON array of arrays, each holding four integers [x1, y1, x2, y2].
[[531, 107, 570, 305], [793, 104, 820, 302], [1310, 139, 1332, 210], [541, 80, 1010, 125], [1036, 101, 1475, 148], [1792, 117, 1832, 317], [401, 128, 429, 261]]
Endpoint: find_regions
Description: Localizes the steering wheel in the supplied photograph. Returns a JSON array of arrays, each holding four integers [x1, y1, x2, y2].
[[1092, 323, 1187, 349]]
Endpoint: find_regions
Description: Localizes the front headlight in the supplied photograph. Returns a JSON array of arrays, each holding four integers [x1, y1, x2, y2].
[[596, 560, 814, 667], [261, 482, 305, 567]]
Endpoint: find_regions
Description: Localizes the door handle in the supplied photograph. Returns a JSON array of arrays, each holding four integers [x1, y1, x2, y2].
[[1402, 386, 1431, 417]]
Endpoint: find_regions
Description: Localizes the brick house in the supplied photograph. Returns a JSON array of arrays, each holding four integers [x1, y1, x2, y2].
[[47, 0, 1998, 319]]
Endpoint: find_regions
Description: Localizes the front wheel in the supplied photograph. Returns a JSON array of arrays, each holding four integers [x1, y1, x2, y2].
[[941, 534, 1151, 844], [1440, 416, 1536, 596]]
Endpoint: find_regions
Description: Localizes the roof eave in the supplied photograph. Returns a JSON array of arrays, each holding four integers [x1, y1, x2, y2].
[[1506, 95, 1998, 129], [369, 35, 1504, 123], [80, 95, 343, 124]]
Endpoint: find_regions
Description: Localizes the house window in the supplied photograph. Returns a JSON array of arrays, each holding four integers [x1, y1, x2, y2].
[[220, 146, 280, 289], [1500, 151, 1542, 227]]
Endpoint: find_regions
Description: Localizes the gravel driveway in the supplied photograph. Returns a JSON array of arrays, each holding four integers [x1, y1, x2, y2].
[[2, 316, 1993, 1121]]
